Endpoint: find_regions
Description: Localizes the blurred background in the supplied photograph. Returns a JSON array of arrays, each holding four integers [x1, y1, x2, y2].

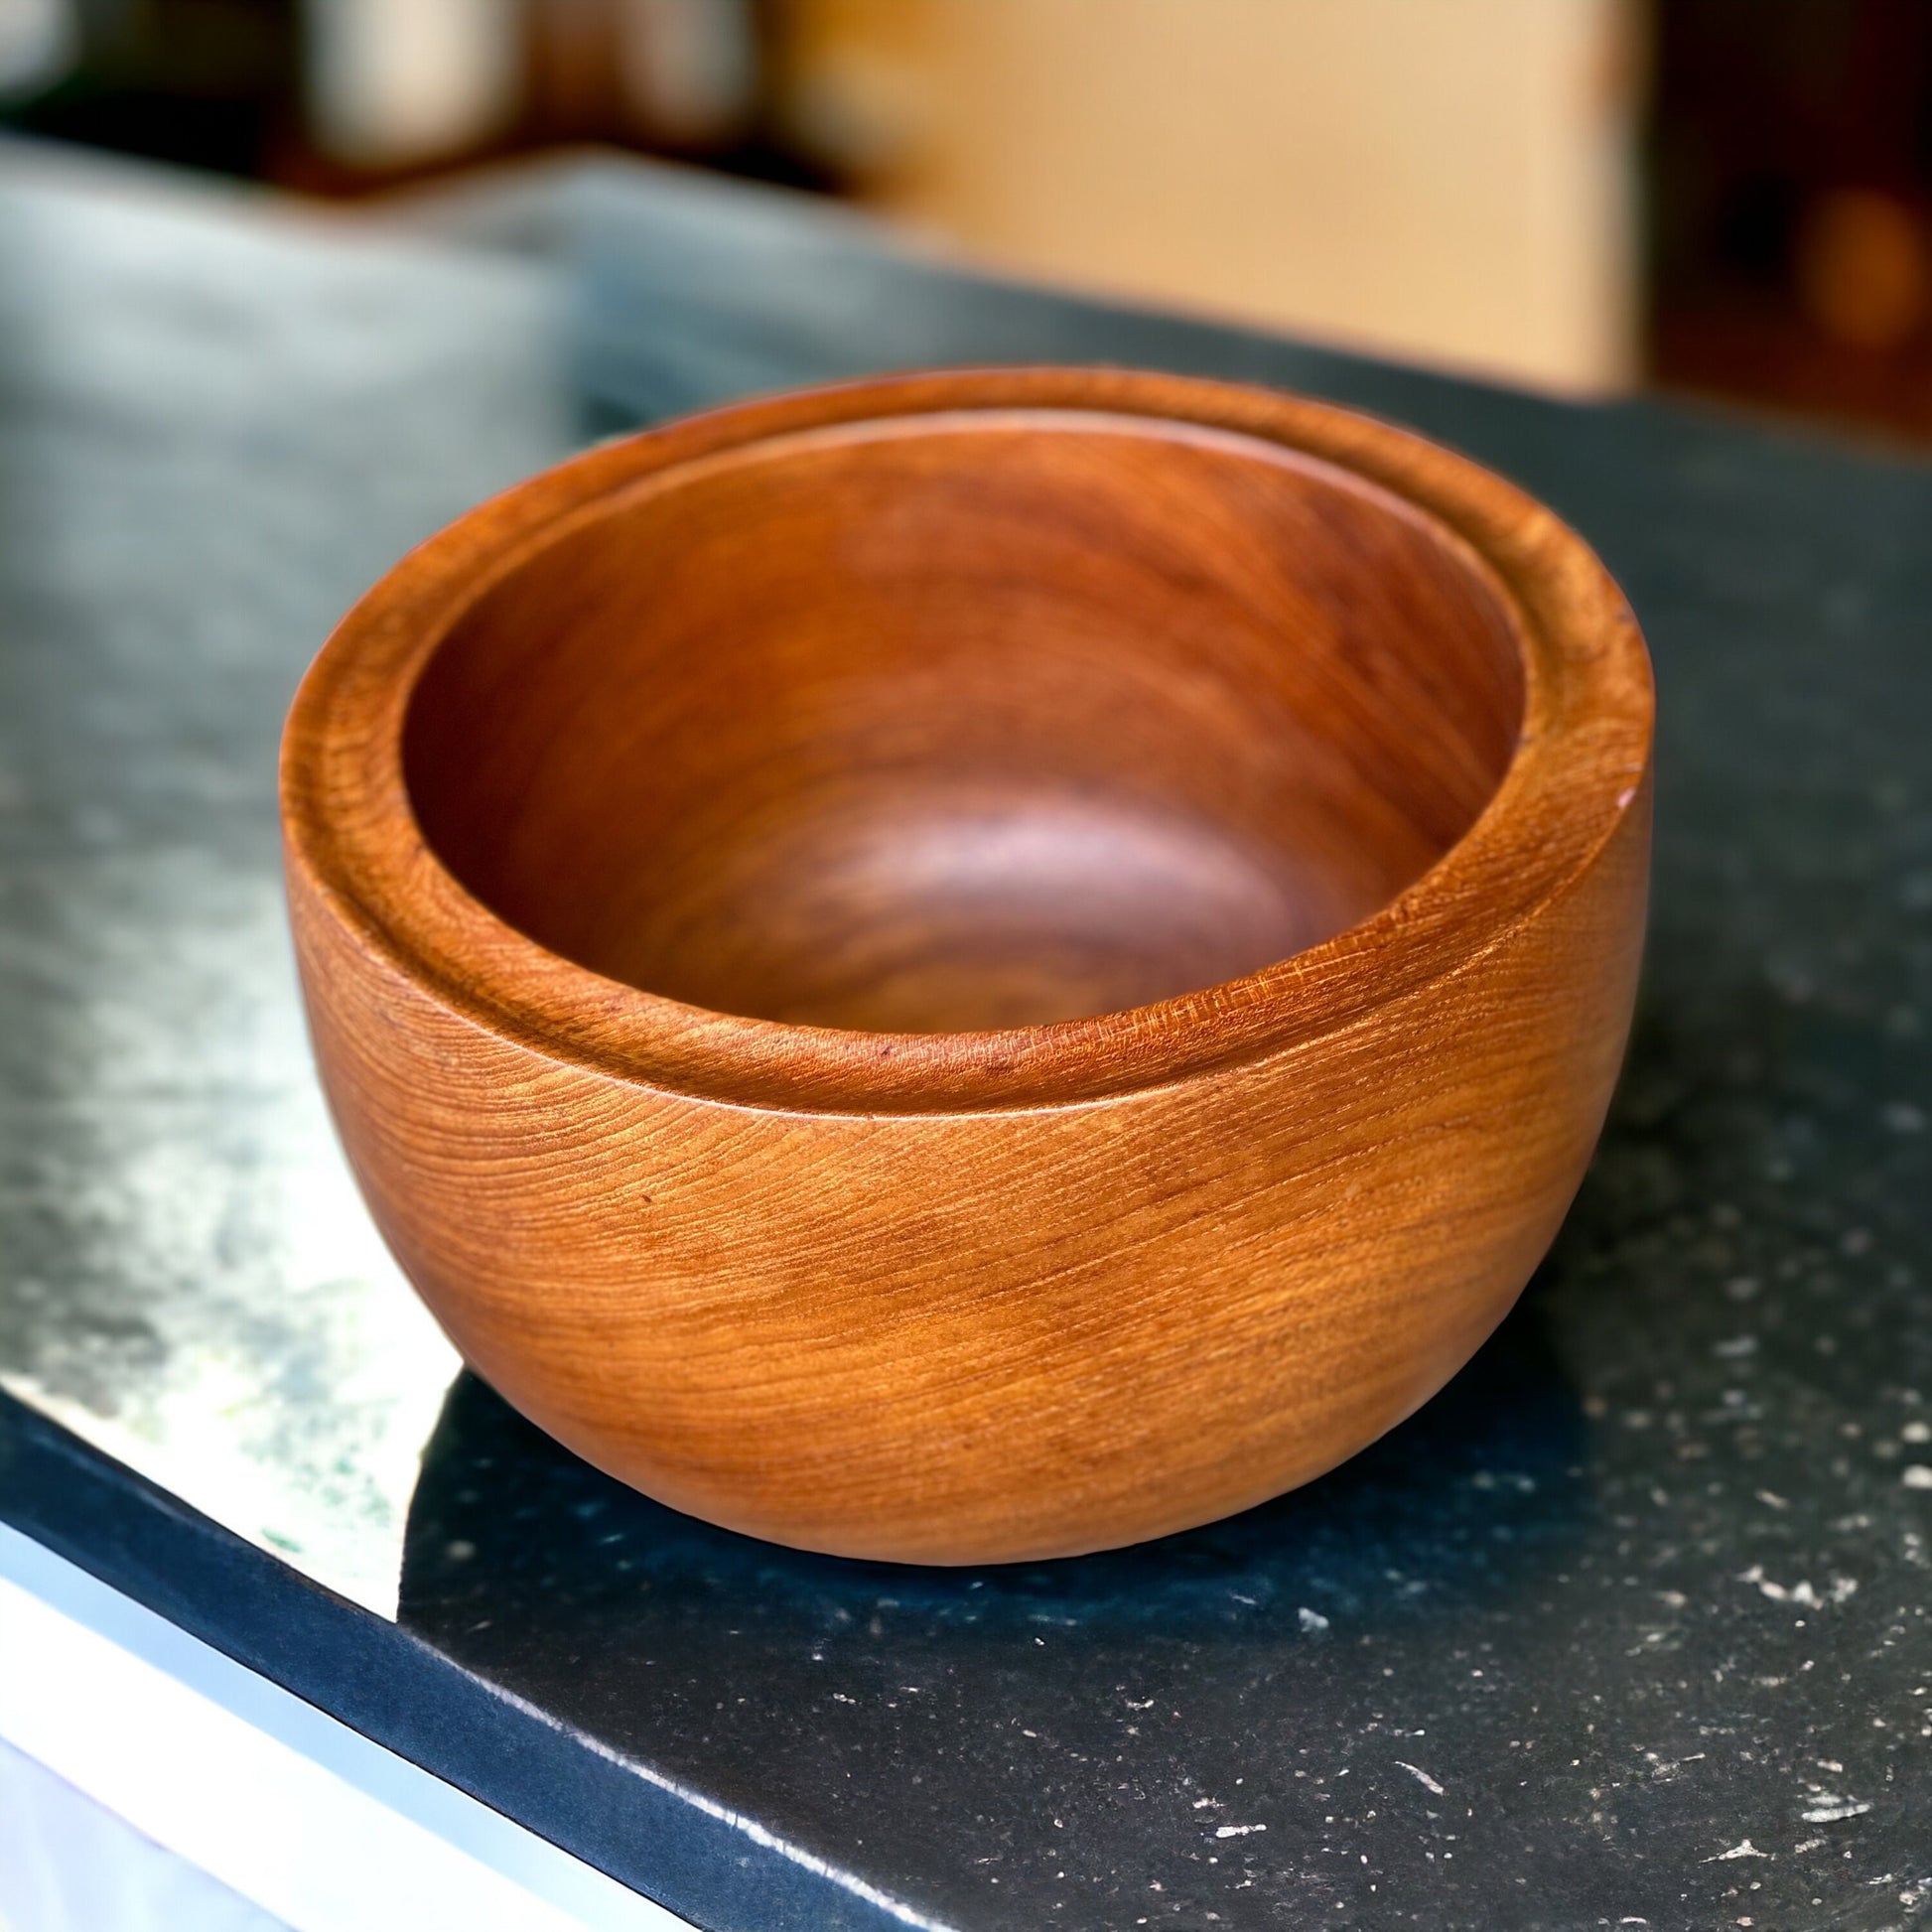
[[4, 0, 1932, 440]]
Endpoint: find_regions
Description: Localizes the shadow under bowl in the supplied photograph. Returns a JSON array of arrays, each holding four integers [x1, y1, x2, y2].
[[281, 368, 1653, 1564]]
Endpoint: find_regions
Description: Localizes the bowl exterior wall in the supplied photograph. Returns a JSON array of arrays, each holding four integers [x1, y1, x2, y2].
[[286, 776, 1648, 1565]]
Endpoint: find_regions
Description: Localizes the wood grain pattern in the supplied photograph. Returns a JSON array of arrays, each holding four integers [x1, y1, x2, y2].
[[281, 368, 1653, 1564]]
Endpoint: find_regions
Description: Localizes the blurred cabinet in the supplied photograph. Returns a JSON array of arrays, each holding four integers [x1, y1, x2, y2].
[[778, 0, 1647, 393]]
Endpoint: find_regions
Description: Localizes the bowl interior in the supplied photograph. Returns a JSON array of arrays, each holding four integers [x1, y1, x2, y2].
[[403, 411, 1525, 1034]]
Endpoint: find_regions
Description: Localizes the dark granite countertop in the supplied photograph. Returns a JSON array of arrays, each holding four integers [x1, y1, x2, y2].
[[1, 141, 1929, 1932]]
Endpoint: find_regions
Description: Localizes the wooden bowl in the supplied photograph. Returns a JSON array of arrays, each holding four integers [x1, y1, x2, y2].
[[282, 369, 1652, 1566]]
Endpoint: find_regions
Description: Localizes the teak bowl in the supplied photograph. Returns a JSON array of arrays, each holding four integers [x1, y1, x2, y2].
[[282, 369, 1652, 1566]]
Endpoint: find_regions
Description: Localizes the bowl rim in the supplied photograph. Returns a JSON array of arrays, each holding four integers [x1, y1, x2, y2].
[[280, 366, 1654, 1116]]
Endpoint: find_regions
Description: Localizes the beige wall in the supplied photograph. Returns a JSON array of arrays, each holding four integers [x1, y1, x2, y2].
[[783, 0, 1645, 393]]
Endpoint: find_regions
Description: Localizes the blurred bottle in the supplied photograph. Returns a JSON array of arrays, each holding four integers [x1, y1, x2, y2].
[[1795, 188, 1931, 352], [303, 0, 522, 170]]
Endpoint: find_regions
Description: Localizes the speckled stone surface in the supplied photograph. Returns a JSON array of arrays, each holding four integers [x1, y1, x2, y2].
[[2, 144, 1930, 1931]]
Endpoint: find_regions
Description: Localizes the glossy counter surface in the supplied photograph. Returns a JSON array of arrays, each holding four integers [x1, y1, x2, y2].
[[1, 143, 1929, 1930]]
